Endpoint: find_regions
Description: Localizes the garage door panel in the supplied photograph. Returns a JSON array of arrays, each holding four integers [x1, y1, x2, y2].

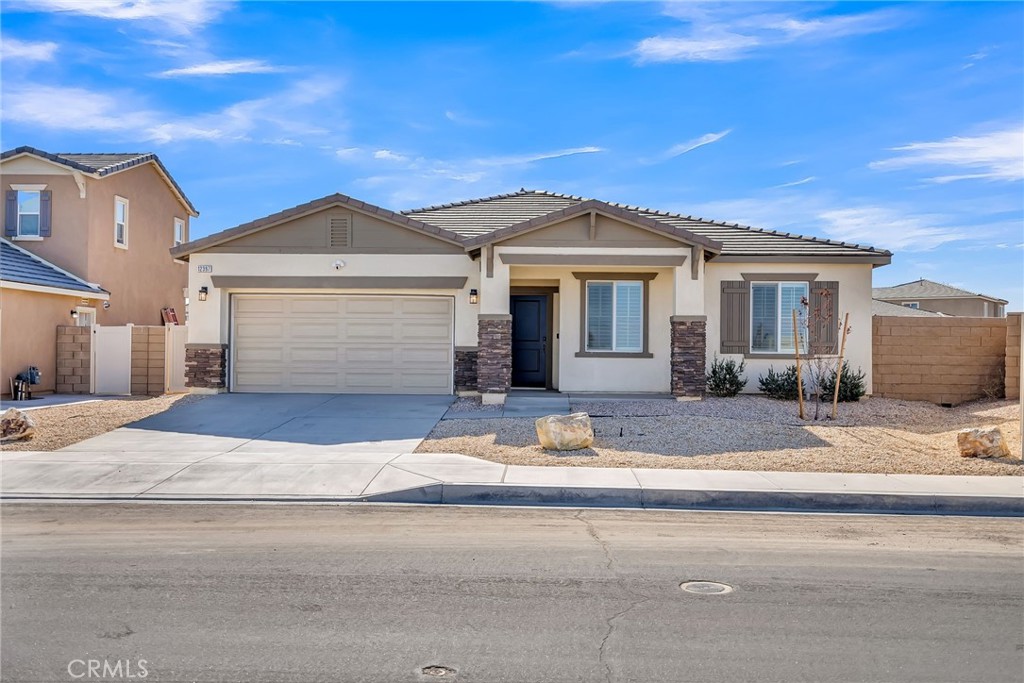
[[233, 295, 453, 394]]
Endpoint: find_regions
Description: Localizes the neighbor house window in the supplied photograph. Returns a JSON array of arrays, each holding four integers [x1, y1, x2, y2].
[[114, 197, 128, 247], [751, 282, 808, 354], [902, 302, 919, 309], [174, 218, 185, 246], [585, 280, 644, 353], [17, 190, 40, 237]]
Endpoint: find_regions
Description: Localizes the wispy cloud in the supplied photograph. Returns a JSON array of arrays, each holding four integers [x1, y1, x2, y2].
[[474, 146, 604, 166], [633, 6, 904, 63], [869, 126, 1024, 183], [158, 59, 284, 77], [652, 130, 731, 162], [2, 76, 344, 144], [373, 149, 409, 162], [817, 207, 967, 251], [772, 176, 816, 189], [444, 110, 488, 127], [0, 37, 59, 61], [10, 0, 230, 34]]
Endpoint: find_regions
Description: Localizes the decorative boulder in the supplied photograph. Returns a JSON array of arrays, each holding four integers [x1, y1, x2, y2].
[[0, 408, 36, 443], [957, 427, 1011, 458], [535, 413, 594, 451]]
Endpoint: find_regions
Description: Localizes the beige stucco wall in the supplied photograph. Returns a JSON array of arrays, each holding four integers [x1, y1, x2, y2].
[[705, 262, 876, 393], [0, 287, 97, 395], [1, 158, 190, 327], [914, 297, 997, 317], [186, 252, 480, 350]]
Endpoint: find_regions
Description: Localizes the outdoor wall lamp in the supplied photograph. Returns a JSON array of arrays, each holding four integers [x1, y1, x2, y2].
[[469, 289, 479, 305], [198, 286, 209, 302], [70, 310, 79, 319]]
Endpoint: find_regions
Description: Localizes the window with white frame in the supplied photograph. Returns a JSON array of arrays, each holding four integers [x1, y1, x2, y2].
[[750, 282, 809, 354], [174, 218, 185, 246], [585, 280, 644, 353], [902, 301, 919, 309], [114, 197, 128, 247], [17, 190, 41, 237]]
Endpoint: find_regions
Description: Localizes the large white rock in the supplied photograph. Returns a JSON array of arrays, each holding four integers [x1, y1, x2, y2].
[[0, 407, 36, 443], [956, 427, 1011, 458], [535, 413, 594, 451]]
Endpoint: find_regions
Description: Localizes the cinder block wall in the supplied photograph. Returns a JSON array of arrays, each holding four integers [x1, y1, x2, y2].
[[1006, 312, 1021, 401], [131, 326, 166, 396], [872, 316, 1008, 405], [55, 325, 92, 394]]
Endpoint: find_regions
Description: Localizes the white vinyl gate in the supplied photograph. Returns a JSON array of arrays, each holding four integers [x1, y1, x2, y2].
[[92, 325, 132, 395], [165, 325, 188, 393]]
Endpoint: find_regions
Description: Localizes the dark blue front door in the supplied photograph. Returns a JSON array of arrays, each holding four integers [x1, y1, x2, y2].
[[511, 295, 548, 387]]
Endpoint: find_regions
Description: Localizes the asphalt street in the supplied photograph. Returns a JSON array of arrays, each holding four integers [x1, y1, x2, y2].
[[2, 504, 1022, 683]]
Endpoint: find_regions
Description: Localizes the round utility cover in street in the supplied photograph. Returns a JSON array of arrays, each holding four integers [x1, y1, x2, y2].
[[680, 580, 734, 595], [421, 665, 457, 678]]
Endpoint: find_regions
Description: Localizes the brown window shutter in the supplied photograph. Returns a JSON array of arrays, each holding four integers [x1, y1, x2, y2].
[[4, 191, 16, 236], [720, 280, 750, 354], [39, 190, 52, 237], [809, 281, 839, 354]]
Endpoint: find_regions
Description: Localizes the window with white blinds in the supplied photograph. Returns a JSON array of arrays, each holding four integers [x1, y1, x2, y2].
[[750, 281, 808, 354], [586, 280, 644, 352]]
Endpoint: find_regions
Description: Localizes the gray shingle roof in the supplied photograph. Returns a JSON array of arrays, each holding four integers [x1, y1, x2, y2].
[[1, 238, 106, 295], [404, 189, 891, 260], [873, 279, 1008, 304], [871, 299, 944, 317], [1, 146, 198, 216]]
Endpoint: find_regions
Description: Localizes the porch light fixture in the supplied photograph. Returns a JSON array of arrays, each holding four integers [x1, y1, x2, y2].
[[70, 310, 79, 319], [198, 286, 209, 302], [469, 288, 479, 305]]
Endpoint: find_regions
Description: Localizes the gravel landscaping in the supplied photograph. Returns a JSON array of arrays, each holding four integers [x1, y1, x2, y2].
[[1, 394, 203, 452], [418, 396, 1023, 476]]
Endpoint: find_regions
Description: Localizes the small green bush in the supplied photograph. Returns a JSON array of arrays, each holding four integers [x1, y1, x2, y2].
[[759, 365, 801, 400], [706, 356, 748, 397], [819, 361, 867, 402]]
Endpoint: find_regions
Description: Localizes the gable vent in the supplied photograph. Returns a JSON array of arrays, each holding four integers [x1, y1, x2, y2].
[[329, 215, 351, 248]]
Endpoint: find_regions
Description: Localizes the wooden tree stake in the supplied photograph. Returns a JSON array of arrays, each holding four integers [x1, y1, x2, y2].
[[793, 308, 805, 420], [831, 312, 850, 420]]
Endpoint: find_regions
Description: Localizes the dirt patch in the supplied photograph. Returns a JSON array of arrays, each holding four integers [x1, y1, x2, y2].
[[418, 396, 1023, 476], [2, 394, 203, 452]]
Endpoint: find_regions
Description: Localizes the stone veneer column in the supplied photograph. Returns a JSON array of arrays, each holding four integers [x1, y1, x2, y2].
[[670, 315, 707, 399], [184, 343, 228, 391], [454, 347, 479, 393], [476, 315, 512, 403]]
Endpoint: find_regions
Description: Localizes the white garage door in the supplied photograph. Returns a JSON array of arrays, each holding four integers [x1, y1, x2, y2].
[[232, 295, 454, 394]]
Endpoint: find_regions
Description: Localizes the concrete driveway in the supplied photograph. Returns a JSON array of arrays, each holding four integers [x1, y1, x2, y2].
[[1, 393, 460, 499]]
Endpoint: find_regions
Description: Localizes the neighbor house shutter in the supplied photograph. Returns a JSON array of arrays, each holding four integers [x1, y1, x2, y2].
[[4, 191, 16, 236], [720, 280, 750, 354], [809, 281, 839, 355], [39, 190, 52, 237]]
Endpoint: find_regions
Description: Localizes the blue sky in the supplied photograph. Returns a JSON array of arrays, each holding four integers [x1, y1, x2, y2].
[[2, 1, 1022, 308]]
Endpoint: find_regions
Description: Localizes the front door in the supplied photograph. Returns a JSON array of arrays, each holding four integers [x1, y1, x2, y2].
[[511, 295, 548, 387]]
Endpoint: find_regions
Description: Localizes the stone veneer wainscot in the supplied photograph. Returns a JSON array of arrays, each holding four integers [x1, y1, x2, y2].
[[184, 344, 228, 390], [670, 316, 707, 399], [476, 316, 512, 395]]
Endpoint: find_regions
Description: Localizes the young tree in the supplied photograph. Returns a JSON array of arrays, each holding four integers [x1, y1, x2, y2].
[[794, 289, 852, 421]]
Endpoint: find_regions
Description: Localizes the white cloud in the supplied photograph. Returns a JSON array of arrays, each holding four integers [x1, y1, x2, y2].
[[472, 146, 604, 167], [869, 127, 1024, 183], [335, 147, 362, 160], [158, 59, 284, 77], [2, 76, 343, 144], [655, 130, 731, 161], [373, 149, 408, 162], [772, 176, 816, 189], [634, 6, 903, 64], [817, 207, 967, 252], [444, 110, 488, 126], [11, 0, 229, 34], [0, 37, 59, 61]]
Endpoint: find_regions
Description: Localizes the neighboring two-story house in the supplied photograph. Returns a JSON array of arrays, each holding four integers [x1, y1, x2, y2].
[[0, 146, 198, 394], [873, 279, 1008, 318]]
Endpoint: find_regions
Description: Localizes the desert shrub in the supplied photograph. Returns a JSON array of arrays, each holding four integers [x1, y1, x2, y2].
[[819, 362, 867, 402], [758, 365, 801, 400], [706, 356, 748, 397]]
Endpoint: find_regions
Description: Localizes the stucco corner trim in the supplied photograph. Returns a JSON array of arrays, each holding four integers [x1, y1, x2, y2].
[[670, 315, 707, 323]]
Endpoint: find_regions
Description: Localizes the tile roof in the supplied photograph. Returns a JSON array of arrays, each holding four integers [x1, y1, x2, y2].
[[1, 238, 107, 295], [871, 299, 944, 317], [873, 278, 1008, 303], [0, 146, 198, 216], [404, 189, 891, 260]]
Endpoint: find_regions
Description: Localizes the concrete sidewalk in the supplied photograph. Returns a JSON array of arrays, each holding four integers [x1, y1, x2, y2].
[[2, 449, 1021, 515]]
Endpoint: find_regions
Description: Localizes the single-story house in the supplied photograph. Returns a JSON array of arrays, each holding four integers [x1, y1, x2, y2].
[[1, 238, 108, 394], [873, 278, 1008, 318], [170, 190, 892, 402]]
